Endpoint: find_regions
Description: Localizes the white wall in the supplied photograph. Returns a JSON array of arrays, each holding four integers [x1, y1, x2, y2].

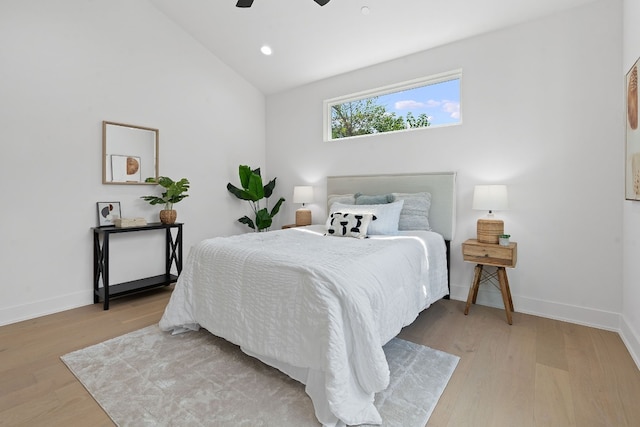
[[267, 0, 624, 331], [0, 0, 266, 325], [622, 0, 640, 367]]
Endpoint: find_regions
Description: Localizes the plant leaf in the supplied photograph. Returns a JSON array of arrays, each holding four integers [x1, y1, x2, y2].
[[140, 195, 164, 205], [264, 177, 277, 199], [247, 174, 264, 200], [270, 197, 285, 217], [238, 215, 255, 230], [227, 183, 255, 201], [255, 208, 272, 231], [238, 165, 252, 190], [157, 176, 175, 188]]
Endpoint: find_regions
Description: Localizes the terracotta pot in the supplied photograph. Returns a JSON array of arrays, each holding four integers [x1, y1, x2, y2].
[[159, 209, 177, 224]]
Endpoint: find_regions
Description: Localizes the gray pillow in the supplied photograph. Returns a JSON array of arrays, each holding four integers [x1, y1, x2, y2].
[[327, 193, 355, 206], [354, 193, 393, 205], [392, 192, 432, 231]]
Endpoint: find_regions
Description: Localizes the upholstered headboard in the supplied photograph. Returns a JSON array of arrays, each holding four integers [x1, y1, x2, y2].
[[326, 172, 456, 241]]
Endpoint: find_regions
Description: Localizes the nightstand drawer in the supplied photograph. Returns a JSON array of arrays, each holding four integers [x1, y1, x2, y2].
[[462, 239, 517, 267]]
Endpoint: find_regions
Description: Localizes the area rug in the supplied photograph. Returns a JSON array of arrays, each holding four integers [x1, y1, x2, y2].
[[61, 325, 458, 427]]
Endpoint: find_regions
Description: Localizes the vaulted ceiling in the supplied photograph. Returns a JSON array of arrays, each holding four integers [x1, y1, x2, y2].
[[150, 0, 599, 95]]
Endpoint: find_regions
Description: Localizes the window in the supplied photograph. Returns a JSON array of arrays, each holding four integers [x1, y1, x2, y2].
[[324, 70, 461, 141]]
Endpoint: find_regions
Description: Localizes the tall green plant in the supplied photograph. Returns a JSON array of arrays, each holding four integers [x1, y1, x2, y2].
[[227, 165, 285, 231]]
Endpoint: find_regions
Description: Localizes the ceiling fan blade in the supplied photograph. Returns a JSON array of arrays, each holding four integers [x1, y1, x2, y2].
[[237, 0, 327, 8]]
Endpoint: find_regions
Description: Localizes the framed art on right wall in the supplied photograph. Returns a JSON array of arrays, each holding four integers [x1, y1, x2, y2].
[[626, 57, 640, 200]]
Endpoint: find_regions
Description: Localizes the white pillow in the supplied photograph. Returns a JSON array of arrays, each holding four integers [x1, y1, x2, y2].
[[328, 200, 404, 235], [326, 212, 375, 238]]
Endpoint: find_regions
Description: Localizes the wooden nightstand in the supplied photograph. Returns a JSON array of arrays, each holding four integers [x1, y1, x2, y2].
[[462, 239, 518, 324]]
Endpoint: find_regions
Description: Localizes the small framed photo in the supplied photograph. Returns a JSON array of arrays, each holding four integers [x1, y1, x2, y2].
[[97, 202, 121, 226], [111, 154, 142, 183]]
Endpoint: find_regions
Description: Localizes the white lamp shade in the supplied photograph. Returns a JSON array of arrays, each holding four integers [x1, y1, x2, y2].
[[293, 186, 314, 204], [472, 185, 508, 212]]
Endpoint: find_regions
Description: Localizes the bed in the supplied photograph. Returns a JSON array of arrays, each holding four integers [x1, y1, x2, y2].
[[159, 172, 456, 426]]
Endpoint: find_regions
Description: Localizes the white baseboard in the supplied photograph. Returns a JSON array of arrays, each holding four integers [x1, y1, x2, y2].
[[0, 291, 93, 327], [620, 315, 640, 371], [450, 283, 620, 330], [450, 283, 639, 370]]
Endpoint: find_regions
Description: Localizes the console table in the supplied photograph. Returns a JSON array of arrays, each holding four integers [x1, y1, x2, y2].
[[92, 222, 183, 310]]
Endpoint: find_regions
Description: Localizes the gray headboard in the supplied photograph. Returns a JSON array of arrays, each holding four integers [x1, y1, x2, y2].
[[326, 172, 457, 241]]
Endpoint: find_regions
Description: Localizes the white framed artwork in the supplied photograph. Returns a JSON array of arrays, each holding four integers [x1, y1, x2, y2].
[[96, 202, 121, 227]]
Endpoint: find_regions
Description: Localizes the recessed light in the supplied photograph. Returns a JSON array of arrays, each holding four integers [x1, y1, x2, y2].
[[260, 45, 273, 56], [361, 6, 370, 15]]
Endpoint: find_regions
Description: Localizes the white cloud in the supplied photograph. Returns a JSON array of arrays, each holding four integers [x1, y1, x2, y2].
[[392, 98, 460, 121], [395, 100, 425, 110], [410, 99, 445, 109], [441, 100, 460, 119]]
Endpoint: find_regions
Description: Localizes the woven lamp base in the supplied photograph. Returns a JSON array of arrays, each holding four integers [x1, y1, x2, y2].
[[295, 209, 311, 226], [477, 218, 503, 244]]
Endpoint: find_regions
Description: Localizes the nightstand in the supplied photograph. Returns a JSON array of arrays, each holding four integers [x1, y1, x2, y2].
[[462, 238, 518, 324]]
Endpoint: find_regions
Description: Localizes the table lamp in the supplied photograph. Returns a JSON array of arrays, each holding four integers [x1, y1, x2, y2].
[[293, 185, 313, 226], [472, 184, 508, 244]]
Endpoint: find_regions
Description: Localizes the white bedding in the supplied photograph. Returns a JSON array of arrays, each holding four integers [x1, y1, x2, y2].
[[159, 224, 448, 426]]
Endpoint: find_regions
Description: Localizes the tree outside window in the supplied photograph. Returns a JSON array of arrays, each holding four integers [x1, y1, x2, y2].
[[326, 71, 461, 141]]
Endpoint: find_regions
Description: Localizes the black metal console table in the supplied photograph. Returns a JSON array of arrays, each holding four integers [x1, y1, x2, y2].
[[92, 222, 183, 310]]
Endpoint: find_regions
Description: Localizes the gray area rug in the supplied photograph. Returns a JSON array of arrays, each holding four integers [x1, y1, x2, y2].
[[61, 325, 458, 426]]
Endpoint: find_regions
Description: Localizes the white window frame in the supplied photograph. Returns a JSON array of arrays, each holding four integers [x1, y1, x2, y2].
[[323, 69, 462, 142]]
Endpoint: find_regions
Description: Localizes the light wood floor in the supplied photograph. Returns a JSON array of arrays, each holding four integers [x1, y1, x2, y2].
[[1, 289, 639, 427]]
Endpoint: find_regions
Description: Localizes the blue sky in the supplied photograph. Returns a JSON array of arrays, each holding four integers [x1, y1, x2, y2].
[[376, 79, 460, 126]]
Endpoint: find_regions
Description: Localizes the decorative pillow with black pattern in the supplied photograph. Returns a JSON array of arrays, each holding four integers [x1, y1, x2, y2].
[[325, 212, 376, 238], [327, 200, 404, 235]]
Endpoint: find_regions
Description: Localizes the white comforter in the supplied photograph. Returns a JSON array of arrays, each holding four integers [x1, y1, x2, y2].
[[159, 225, 448, 426]]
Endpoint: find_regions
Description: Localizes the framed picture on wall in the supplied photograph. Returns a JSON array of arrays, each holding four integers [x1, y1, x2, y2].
[[96, 202, 121, 227], [626, 57, 640, 200], [111, 155, 141, 183]]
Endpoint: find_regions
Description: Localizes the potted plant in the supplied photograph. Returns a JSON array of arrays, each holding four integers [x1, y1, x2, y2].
[[141, 176, 190, 224], [227, 165, 285, 232]]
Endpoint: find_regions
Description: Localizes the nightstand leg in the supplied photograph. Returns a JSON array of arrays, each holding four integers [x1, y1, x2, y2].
[[503, 269, 514, 312], [497, 267, 513, 325], [464, 264, 483, 315], [472, 265, 482, 304]]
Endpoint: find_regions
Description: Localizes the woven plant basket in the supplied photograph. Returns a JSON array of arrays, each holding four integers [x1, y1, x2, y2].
[[159, 209, 177, 224]]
